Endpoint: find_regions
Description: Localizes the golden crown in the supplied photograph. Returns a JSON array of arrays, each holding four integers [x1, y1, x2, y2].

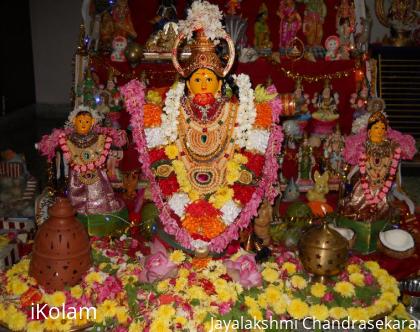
[[172, 29, 235, 78], [368, 111, 388, 126]]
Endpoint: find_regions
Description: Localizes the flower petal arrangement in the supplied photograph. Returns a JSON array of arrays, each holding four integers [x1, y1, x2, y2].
[[121, 77, 283, 254], [0, 237, 409, 332]]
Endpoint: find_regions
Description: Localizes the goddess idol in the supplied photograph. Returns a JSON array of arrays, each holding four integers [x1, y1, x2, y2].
[[122, 1, 283, 256], [37, 106, 128, 236]]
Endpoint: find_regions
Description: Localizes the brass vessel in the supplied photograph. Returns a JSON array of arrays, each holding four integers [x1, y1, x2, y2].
[[298, 220, 349, 282]]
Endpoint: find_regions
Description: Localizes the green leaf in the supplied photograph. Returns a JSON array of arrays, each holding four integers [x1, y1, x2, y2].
[[92, 250, 111, 265], [190, 299, 200, 306], [125, 284, 139, 317]]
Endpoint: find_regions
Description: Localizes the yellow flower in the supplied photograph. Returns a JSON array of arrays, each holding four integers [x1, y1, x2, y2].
[[261, 267, 279, 283], [6, 278, 29, 296], [233, 153, 248, 164], [329, 307, 348, 320], [175, 316, 188, 326], [217, 287, 236, 302], [248, 307, 263, 320], [379, 292, 398, 306], [265, 285, 282, 305], [334, 281, 355, 297], [56, 318, 73, 332], [226, 160, 241, 185], [150, 318, 171, 332], [169, 250, 186, 264], [366, 305, 380, 318], [157, 304, 176, 319], [187, 285, 208, 301], [27, 320, 44, 332], [310, 283, 326, 298], [209, 186, 234, 208], [172, 160, 191, 193], [85, 271, 103, 285], [43, 317, 61, 331], [349, 273, 365, 287], [175, 277, 188, 292], [348, 307, 369, 322], [146, 90, 163, 105], [157, 280, 170, 293], [70, 285, 83, 299], [129, 320, 145, 332], [7, 310, 27, 331], [291, 275, 307, 290], [188, 190, 200, 201], [115, 306, 129, 324], [347, 264, 361, 274], [99, 299, 118, 317], [178, 268, 190, 278], [375, 300, 393, 314], [364, 261, 380, 273], [257, 293, 268, 307], [0, 303, 6, 322], [233, 282, 244, 295], [310, 304, 329, 321], [214, 278, 228, 290], [164, 144, 179, 159], [245, 296, 260, 310], [272, 301, 287, 315], [288, 299, 309, 320], [45, 291, 66, 307], [281, 262, 297, 275]]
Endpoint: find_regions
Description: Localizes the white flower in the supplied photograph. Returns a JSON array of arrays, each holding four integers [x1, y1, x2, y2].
[[246, 129, 270, 153], [351, 113, 369, 134], [233, 74, 256, 148], [220, 200, 242, 225], [168, 192, 190, 217], [191, 239, 209, 250], [145, 127, 166, 148], [178, 1, 225, 42], [161, 82, 184, 144]]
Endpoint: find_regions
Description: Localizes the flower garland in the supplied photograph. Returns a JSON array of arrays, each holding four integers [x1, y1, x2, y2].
[[58, 133, 112, 173], [121, 79, 283, 253], [0, 238, 411, 332], [359, 146, 401, 206], [178, 0, 225, 42]]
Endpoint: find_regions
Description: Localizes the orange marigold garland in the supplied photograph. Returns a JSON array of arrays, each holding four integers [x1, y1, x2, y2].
[[143, 104, 162, 128], [182, 200, 226, 239], [254, 102, 272, 129]]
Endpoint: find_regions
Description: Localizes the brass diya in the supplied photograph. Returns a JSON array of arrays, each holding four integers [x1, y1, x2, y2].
[[30, 197, 92, 291], [298, 220, 349, 282]]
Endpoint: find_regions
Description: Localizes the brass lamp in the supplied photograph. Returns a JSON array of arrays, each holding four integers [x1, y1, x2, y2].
[[298, 219, 349, 282]]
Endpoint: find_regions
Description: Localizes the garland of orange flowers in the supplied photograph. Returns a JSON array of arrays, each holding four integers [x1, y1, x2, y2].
[[182, 214, 226, 239], [254, 102, 273, 129], [143, 104, 162, 128]]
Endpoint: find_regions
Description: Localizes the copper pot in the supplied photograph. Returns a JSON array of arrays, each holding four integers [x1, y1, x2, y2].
[[298, 220, 348, 282], [30, 197, 92, 291]]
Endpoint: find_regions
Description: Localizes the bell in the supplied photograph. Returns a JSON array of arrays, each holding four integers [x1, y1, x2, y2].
[[29, 197, 92, 291], [298, 219, 348, 282]]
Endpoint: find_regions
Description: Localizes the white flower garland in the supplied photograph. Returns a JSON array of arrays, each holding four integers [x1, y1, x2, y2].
[[233, 74, 256, 148], [220, 200, 242, 225], [168, 192, 190, 218], [246, 129, 270, 153], [145, 82, 185, 148], [178, 0, 225, 43]]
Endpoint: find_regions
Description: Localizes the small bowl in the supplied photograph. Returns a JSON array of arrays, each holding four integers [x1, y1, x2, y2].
[[399, 279, 420, 318]]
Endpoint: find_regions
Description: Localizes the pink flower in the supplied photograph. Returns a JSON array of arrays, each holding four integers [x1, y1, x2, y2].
[[74, 165, 80, 172], [361, 182, 368, 189], [61, 145, 69, 152], [138, 239, 178, 283], [383, 187, 389, 193], [360, 166, 366, 173], [63, 152, 71, 160], [385, 180, 392, 187], [87, 163, 94, 170], [115, 327, 128, 332], [225, 254, 262, 289], [364, 273, 374, 286], [218, 302, 232, 315], [105, 143, 111, 149], [378, 192, 386, 200], [99, 155, 106, 164], [391, 160, 398, 167], [322, 292, 334, 302], [81, 165, 87, 172]]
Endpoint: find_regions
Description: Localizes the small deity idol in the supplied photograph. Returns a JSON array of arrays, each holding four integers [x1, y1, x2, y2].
[[254, 3, 272, 52], [37, 106, 128, 236], [324, 124, 345, 180], [342, 111, 416, 222], [336, 0, 356, 58], [112, 0, 137, 39], [324, 35, 341, 61], [312, 79, 340, 121], [293, 79, 310, 119], [277, 0, 302, 50], [350, 81, 369, 120], [297, 135, 315, 185], [301, 0, 327, 46]]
